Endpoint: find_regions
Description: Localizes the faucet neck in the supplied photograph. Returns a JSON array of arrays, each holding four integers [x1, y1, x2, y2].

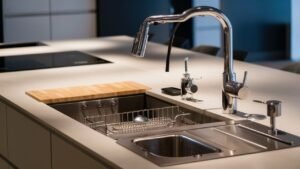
[[132, 6, 234, 80]]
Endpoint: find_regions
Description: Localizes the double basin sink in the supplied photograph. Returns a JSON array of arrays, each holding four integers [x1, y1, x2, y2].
[[49, 94, 300, 166]]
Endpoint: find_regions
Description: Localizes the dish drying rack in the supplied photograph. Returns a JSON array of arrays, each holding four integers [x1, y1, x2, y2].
[[82, 104, 189, 136]]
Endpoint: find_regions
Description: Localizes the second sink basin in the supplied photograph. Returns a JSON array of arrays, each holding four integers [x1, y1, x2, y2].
[[134, 134, 221, 157]]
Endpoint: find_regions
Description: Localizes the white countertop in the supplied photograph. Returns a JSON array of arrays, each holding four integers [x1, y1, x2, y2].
[[1, 36, 300, 169]]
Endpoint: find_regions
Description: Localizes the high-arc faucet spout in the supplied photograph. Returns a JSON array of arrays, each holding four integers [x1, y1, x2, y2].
[[131, 6, 248, 113]]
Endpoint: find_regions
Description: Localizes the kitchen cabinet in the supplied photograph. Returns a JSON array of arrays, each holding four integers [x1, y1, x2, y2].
[[3, 0, 50, 16], [0, 101, 7, 157], [52, 134, 108, 169], [0, 157, 9, 169], [51, 13, 96, 40], [7, 106, 51, 169], [50, 0, 96, 13], [2, 0, 96, 42], [4, 16, 51, 42], [192, 0, 221, 47]]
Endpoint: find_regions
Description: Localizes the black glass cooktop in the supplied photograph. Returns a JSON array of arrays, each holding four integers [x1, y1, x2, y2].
[[0, 51, 111, 72]]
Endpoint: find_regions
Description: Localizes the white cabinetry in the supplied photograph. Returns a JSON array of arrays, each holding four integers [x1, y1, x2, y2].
[[4, 16, 51, 42], [3, 0, 50, 15], [50, 0, 96, 12], [192, 0, 221, 47], [50, 0, 96, 40], [3, 0, 97, 42], [51, 13, 96, 40], [52, 134, 108, 169], [7, 106, 51, 169]]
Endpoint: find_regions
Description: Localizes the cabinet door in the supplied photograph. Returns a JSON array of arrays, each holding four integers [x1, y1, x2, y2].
[[0, 157, 9, 169], [4, 16, 51, 42], [192, 0, 221, 47], [7, 106, 51, 169], [51, 13, 96, 40], [52, 134, 108, 169], [3, 0, 50, 15], [51, 0, 96, 13], [0, 101, 7, 157]]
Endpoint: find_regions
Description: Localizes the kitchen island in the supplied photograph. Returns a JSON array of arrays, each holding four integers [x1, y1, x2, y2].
[[0, 36, 299, 169]]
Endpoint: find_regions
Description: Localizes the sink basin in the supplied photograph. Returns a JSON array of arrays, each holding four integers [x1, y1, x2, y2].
[[134, 134, 221, 157], [50, 94, 226, 139], [0, 42, 47, 49]]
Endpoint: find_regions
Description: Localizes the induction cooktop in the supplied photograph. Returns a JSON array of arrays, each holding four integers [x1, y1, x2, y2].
[[0, 51, 111, 72]]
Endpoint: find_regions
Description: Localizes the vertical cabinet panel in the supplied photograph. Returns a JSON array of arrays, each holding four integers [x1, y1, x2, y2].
[[4, 16, 51, 42], [52, 134, 108, 169], [3, 0, 50, 15], [51, 0, 96, 12], [0, 157, 9, 169], [0, 102, 7, 157], [192, 0, 221, 47], [7, 106, 51, 169], [194, 29, 222, 47], [51, 13, 96, 40]]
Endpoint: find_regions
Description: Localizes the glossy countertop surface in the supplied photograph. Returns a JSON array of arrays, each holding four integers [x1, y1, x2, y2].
[[0, 36, 299, 169]]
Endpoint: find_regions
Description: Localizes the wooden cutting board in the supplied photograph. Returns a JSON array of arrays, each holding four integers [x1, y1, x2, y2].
[[26, 81, 151, 104]]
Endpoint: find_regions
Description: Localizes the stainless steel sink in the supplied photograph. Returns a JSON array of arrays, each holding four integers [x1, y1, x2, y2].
[[49, 94, 226, 139], [134, 134, 221, 157], [50, 94, 300, 166], [118, 120, 300, 166]]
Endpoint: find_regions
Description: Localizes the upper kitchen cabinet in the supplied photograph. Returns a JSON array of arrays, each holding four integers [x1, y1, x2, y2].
[[50, 0, 96, 13], [51, 13, 96, 40], [1, 0, 97, 42], [3, 0, 50, 15], [50, 0, 97, 40], [4, 16, 51, 42], [192, 0, 221, 47]]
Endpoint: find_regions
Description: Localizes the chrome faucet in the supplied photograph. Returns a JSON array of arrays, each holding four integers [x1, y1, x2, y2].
[[131, 6, 248, 113]]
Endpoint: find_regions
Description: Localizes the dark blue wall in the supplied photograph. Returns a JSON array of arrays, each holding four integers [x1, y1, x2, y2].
[[98, 0, 172, 43], [222, 0, 291, 61]]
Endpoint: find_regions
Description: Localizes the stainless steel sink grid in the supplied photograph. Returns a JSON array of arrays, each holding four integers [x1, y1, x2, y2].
[[118, 120, 300, 166], [50, 94, 224, 139], [84, 106, 186, 136]]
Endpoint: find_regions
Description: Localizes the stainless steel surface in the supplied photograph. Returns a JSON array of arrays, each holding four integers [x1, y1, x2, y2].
[[134, 115, 149, 123], [247, 114, 267, 120], [131, 6, 248, 114], [232, 111, 266, 120], [49, 94, 223, 139], [85, 106, 183, 136], [133, 134, 221, 157], [118, 120, 300, 166]]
